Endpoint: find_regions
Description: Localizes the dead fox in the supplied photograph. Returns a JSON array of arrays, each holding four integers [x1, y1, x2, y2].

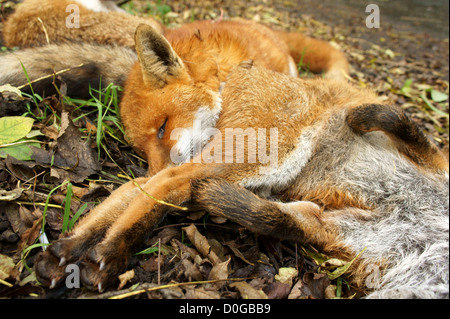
[[33, 25, 449, 298], [0, 0, 349, 98]]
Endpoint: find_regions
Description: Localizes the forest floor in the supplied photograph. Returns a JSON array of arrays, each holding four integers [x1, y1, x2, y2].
[[0, 0, 448, 300]]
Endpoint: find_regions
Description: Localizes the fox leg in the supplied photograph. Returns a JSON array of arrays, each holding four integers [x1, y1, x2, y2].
[[274, 30, 350, 79], [74, 163, 215, 290], [346, 104, 449, 173], [191, 178, 356, 259], [34, 177, 149, 288]]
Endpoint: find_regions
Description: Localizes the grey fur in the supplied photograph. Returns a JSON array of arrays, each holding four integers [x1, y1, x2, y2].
[[306, 111, 449, 298], [0, 44, 137, 97]]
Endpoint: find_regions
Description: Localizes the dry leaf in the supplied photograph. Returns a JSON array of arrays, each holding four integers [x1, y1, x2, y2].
[[185, 287, 221, 299], [224, 240, 254, 265], [17, 217, 43, 253], [0, 188, 22, 201], [181, 258, 203, 281], [118, 269, 135, 290], [264, 282, 291, 299], [18, 206, 40, 227], [288, 279, 304, 299], [182, 224, 220, 265], [208, 258, 230, 289], [274, 267, 298, 285], [0, 254, 17, 281], [230, 281, 268, 299], [325, 284, 337, 299]]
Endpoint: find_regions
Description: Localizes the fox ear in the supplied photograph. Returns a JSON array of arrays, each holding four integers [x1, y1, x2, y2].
[[135, 24, 187, 88]]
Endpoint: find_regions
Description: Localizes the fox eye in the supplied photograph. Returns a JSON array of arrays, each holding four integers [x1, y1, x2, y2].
[[158, 118, 168, 139]]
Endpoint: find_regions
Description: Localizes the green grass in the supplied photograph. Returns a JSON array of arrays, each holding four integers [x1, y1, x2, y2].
[[65, 82, 127, 161], [121, 0, 172, 25]]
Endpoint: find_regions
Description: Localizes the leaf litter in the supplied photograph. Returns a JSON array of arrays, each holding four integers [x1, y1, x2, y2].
[[0, 0, 448, 299]]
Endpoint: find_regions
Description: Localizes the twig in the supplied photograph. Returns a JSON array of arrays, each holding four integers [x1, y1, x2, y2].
[[117, 173, 188, 211], [108, 278, 252, 300], [17, 63, 85, 90], [0, 278, 13, 288], [15, 201, 64, 209], [0, 140, 46, 148], [158, 239, 161, 286], [37, 17, 50, 45]]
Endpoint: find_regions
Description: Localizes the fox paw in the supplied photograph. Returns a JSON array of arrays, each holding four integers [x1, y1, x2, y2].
[[78, 247, 128, 292], [35, 236, 85, 288], [35, 238, 130, 292], [34, 249, 67, 289]]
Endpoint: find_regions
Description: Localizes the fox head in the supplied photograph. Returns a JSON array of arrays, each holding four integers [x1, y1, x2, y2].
[[120, 24, 223, 176]]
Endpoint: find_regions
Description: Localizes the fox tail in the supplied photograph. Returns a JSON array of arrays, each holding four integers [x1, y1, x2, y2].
[[0, 43, 137, 99], [275, 29, 350, 80]]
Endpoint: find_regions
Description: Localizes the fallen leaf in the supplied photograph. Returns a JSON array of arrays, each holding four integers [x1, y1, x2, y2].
[[224, 241, 254, 265], [17, 217, 43, 253], [0, 254, 16, 281], [18, 206, 41, 228], [181, 258, 203, 281], [322, 248, 366, 280], [5, 155, 45, 181], [325, 284, 337, 299], [301, 272, 331, 299], [182, 224, 221, 265], [230, 281, 268, 299], [288, 279, 304, 299], [430, 89, 448, 103], [264, 282, 291, 299], [274, 267, 298, 285], [3, 202, 28, 236], [208, 258, 231, 289], [0, 116, 34, 145], [0, 188, 23, 201], [0, 139, 41, 161], [185, 287, 221, 299], [0, 84, 23, 100], [118, 269, 135, 290], [33, 111, 101, 183]]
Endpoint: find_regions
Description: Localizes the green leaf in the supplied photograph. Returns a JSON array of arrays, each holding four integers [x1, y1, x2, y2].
[[69, 202, 89, 231], [430, 89, 448, 103], [300, 245, 329, 265], [420, 94, 449, 118], [400, 78, 413, 96], [61, 182, 73, 234], [0, 139, 41, 160], [0, 116, 34, 145], [323, 248, 367, 280], [135, 246, 159, 255]]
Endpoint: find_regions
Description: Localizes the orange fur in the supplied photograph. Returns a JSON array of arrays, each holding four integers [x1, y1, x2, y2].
[[2, 0, 165, 48]]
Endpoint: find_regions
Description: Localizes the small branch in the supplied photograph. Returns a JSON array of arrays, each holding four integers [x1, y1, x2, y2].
[[107, 278, 253, 299], [17, 63, 85, 90], [117, 173, 188, 211]]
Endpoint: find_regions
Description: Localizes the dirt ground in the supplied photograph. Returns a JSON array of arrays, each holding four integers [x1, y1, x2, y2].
[[0, 0, 448, 300]]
